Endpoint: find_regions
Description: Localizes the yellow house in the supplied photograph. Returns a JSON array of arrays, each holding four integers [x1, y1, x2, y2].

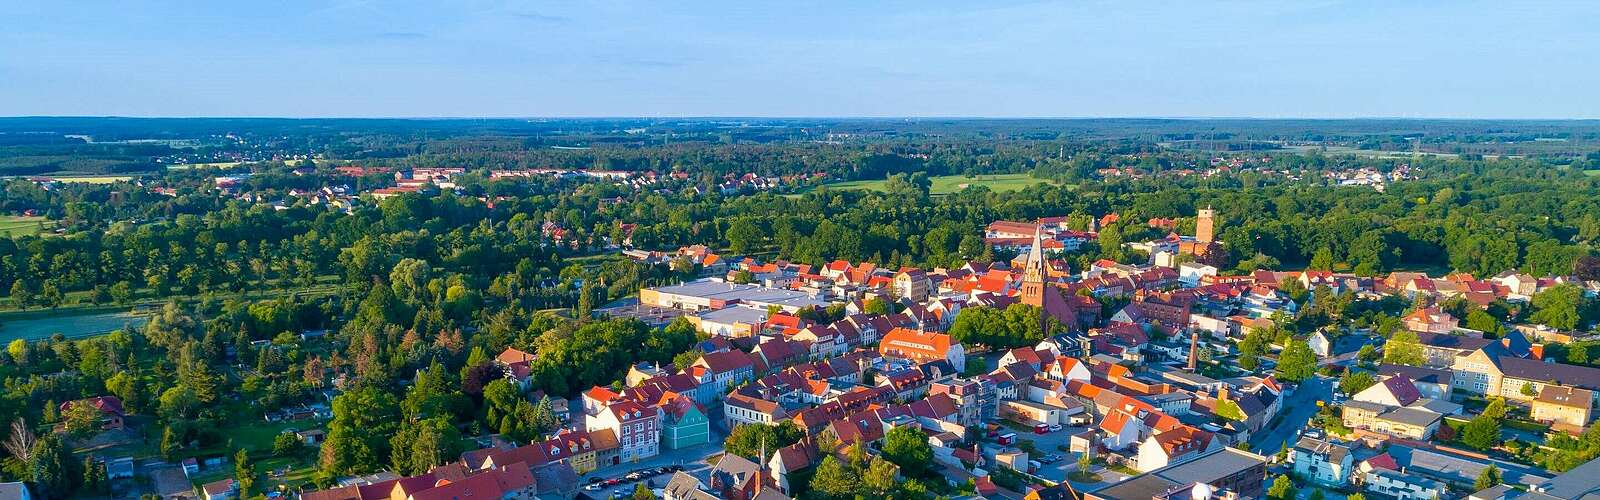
[[1532, 385, 1594, 433]]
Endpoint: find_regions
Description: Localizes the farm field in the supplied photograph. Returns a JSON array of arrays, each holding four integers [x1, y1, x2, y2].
[[0, 215, 52, 236], [821, 173, 1057, 195], [0, 310, 150, 342]]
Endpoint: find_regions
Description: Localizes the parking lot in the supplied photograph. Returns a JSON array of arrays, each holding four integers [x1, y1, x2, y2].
[[575, 440, 722, 499]]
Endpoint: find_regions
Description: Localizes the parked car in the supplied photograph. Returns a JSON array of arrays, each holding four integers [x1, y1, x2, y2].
[[997, 432, 1016, 445], [1048, 424, 1063, 432], [1034, 424, 1049, 434]]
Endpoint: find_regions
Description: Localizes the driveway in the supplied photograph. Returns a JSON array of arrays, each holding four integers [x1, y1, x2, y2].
[[1250, 375, 1332, 453]]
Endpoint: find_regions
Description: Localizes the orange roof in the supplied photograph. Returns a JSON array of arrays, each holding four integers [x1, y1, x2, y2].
[[879, 328, 955, 359], [1099, 409, 1137, 433]]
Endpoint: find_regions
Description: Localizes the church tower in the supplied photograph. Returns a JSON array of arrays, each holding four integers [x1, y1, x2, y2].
[[1196, 207, 1216, 243], [1021, 227, 1046, 307]]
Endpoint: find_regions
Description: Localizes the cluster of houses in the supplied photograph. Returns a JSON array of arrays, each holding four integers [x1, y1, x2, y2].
[[277, 204, 1600, 500]]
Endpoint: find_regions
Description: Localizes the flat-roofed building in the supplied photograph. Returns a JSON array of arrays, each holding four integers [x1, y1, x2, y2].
[[1085, 447, 1267, 500], [640, 280, 827, 313]]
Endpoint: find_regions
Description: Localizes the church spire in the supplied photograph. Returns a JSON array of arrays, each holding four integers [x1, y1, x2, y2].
[[1024, 225, 1049, 282]]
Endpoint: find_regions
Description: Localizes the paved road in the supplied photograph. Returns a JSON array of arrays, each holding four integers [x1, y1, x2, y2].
[[577, 439, 723, 499], [1250, 375, 1333, 453]]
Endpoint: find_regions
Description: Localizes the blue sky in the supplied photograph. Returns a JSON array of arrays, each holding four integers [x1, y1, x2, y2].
[[2, 1, 1596, 118]]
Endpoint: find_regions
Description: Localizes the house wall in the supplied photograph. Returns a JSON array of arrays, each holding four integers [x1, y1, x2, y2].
[[1532, 402, 1592, 429]]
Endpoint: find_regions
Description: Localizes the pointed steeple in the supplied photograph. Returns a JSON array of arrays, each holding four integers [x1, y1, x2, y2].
[[1021, 226, 1047, 308], [1026, 226, 1046, 276]]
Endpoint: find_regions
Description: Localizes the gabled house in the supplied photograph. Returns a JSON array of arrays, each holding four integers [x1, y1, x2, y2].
[[494, 347, 536, 390], [692, 351, 757, 397], [1135, 424, 1218, 472], [658, 395, 712, 450], [1354, 376, 1423, 407], [1292, 437, 1353, 487], [583, 401, 659, 463]]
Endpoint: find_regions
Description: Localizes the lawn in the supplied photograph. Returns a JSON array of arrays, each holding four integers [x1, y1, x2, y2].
[[0, 215, 51, 237], [819, 173, 1059, 195]]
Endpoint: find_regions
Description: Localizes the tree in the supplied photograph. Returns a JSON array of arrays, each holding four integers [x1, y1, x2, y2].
[[631, 482, 654, 500], [29, 435, 81, 498], [1339, 370, 1378, 395], [1461, 415, 1501, 450], [809, 456, 860, 499], [5, 339, 26, 365], [1266, 474, 1295, 500], [1475, 463, 1503, 490], [1532, 284, 1589, 331], [321, 386, 401, 474], [3, 419, 36, 463], [1465, 309, 1504, 336], [1275, 338, 1316, 382], [235, 448, 256, 497], [1522, 382, 1539, 397], [62, 401, 102, 438], [723, 422, 804, 459], [1309, 247, 1336, 271], [882, 425, 934, 478], [726, 219, 762, 254], [1383, 330, 1427, 366], [863, 456, 898, 496], [160, 425, 182, 460], [1308, 489, 1326, 500], [274, 431, 302, 457], [10, 280, 31, 309], [82, 455, 108, 496]]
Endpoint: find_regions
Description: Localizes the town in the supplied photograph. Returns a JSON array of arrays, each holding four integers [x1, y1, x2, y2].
[[28, 199, 1600, 500], [5, 124, 1600, 500]]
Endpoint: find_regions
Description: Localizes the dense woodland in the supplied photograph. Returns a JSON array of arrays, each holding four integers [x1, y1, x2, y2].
[[3, 119, 1600, 497]]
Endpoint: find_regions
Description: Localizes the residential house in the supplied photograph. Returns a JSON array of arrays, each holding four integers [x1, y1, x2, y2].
[[59, 396, 125, 431], [1364, 468, 1447, 500], [1532, 385, 1594, 432], [494, 347, 536, 390], [879, 328, 966, 367], [200, 479, 236, 500], [1354, 376, 1423, 407], [1136, 425, 1219, 472], [894, 270, 932, 302], [1378, 364, 1454, 400], [1404, 307, 1459, 334], [658, 396, 712, 450], [725, 392, 788, 428], [1292, 437, 1354, 487], [1341, 401, 1441, 440], [584, 401, 659, 463], [692, 351, 756, 398]]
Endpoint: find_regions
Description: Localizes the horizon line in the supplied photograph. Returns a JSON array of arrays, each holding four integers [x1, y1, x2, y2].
[[5, 115, 1600, 122]]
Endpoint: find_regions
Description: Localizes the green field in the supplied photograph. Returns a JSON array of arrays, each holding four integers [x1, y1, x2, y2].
[[821, 173, 1056, 195], [0, 216, 51, 237]]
